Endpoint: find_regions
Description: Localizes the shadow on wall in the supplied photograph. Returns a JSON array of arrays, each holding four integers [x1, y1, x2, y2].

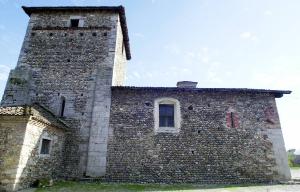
[[0, 105, 66, 191]]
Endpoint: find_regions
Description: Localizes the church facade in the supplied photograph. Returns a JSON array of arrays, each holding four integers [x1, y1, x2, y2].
[[0, 6, 291, 191]]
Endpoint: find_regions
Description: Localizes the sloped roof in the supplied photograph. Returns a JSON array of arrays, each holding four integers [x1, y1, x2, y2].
[[112, 86, 291, 98], [0, 103, 69, 130], [22, 6, 131, 60]]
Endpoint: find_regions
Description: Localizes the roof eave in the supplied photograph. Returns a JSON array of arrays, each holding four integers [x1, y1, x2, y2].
[[111, 86, 292, 98]]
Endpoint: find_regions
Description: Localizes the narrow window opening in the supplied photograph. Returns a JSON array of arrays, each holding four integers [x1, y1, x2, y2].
[[70, 19, 80, 27], [92, 32, 97, 36], [31, 32, 35, 37], [145, 102, 151, 107], [188, 105, 193, 110], [49, 33, 53, 36], [103, 32, 107, 36], [79, 33, 84, 36], [60, 97, 66, 117], [159, 104, 174, 127], [230, 112, 235, 128], [40, 139, 51, 155]]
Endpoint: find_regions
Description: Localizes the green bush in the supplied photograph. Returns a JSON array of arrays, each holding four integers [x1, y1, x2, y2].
[[288, 153, 300, 168]]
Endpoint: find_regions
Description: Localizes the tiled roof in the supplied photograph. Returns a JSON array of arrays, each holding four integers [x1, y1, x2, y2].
[[22, 6, 131, 60], [112, 86, 291, 98], [0, 103, 69, 130]]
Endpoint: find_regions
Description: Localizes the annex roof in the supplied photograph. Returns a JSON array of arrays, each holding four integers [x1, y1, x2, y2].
[[22, 6, 131, 60], [112, 86, 291, 98], [0, 103, 69, 130]]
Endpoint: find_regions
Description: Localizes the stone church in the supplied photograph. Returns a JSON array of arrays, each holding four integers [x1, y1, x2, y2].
[[0, 6, 292, 191]]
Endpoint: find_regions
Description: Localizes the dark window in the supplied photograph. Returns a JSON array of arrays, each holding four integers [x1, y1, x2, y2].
[[230, 112, 235, 128], [159, 104, 174, 127], [70, 19, 79, 27], [227, 111, 239, 128], [40, 139, 51, 155], [60, 97, 66, 117]]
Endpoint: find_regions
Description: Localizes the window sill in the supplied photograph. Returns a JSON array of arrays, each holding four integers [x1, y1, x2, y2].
[[39, 154, 51, 158], [155, 127, 180, 133]]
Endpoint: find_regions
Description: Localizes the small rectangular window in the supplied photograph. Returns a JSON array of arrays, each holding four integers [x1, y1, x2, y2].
[[70, 19, 79, 27], [159, 104, 174, 127], [40, 139, 51, 155]]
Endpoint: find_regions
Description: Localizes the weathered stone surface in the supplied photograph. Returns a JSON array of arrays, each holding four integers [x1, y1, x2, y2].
[[107, 87, 290, 183], [0, 108, 65, 191], [0, 5, 291, 192], [1, 7, 128, 180]]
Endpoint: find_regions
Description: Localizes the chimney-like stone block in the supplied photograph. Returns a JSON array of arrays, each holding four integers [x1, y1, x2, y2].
[[176, 81, 198, 88]]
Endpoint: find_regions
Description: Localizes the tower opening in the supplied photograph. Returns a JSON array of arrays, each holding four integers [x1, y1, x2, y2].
[[60, 97, 66, 117], [70, 19, 79, 27]]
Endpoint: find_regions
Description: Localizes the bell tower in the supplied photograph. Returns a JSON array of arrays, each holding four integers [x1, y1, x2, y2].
[[1, 6, 131, 177]]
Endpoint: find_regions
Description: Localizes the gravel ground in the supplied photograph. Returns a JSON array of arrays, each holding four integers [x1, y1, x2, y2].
[[291, 168, 300, 179]]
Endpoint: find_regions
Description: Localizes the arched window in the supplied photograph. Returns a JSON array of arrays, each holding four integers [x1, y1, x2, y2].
[[154, 98, 181, 133], [60, 96, 66, 117]]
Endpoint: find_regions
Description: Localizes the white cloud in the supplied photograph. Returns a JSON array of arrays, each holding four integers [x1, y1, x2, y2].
[[196, 47, 210, 63], [133, 33, 145, 38], [240, 32, 258, 41], [146, 72, 153, 78], [187, 51, 195, 58], [132, 71, 141, 79], [207, 71, 222, 84], [264, 10, 273, 16], [182, 68, 191, 73], [0, 65, 10, 81], [240, 32, 251, 39], [164, 43, 181, 55]]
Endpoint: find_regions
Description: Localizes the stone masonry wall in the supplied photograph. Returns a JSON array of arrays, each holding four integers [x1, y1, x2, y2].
[[0, 116, 65, 191], [1, 10, 127, 178], [107, 88, 290, 183], [112, 18, 127, 86], [0, 117, 28, 191]]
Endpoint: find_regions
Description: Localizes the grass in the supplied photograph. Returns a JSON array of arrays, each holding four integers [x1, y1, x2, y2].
[[34, 181, 266, 192], [287, 153, 300, 169], [291, 166, 300, 170]]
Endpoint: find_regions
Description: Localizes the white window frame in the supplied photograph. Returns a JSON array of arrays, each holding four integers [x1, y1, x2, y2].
[[68, 16, 84, 27], [39, 136, 52, 157], [154, 98, 181, 133]]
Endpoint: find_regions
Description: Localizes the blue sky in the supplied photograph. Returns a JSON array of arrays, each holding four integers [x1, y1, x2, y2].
[[0, 0, 299, 149]]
